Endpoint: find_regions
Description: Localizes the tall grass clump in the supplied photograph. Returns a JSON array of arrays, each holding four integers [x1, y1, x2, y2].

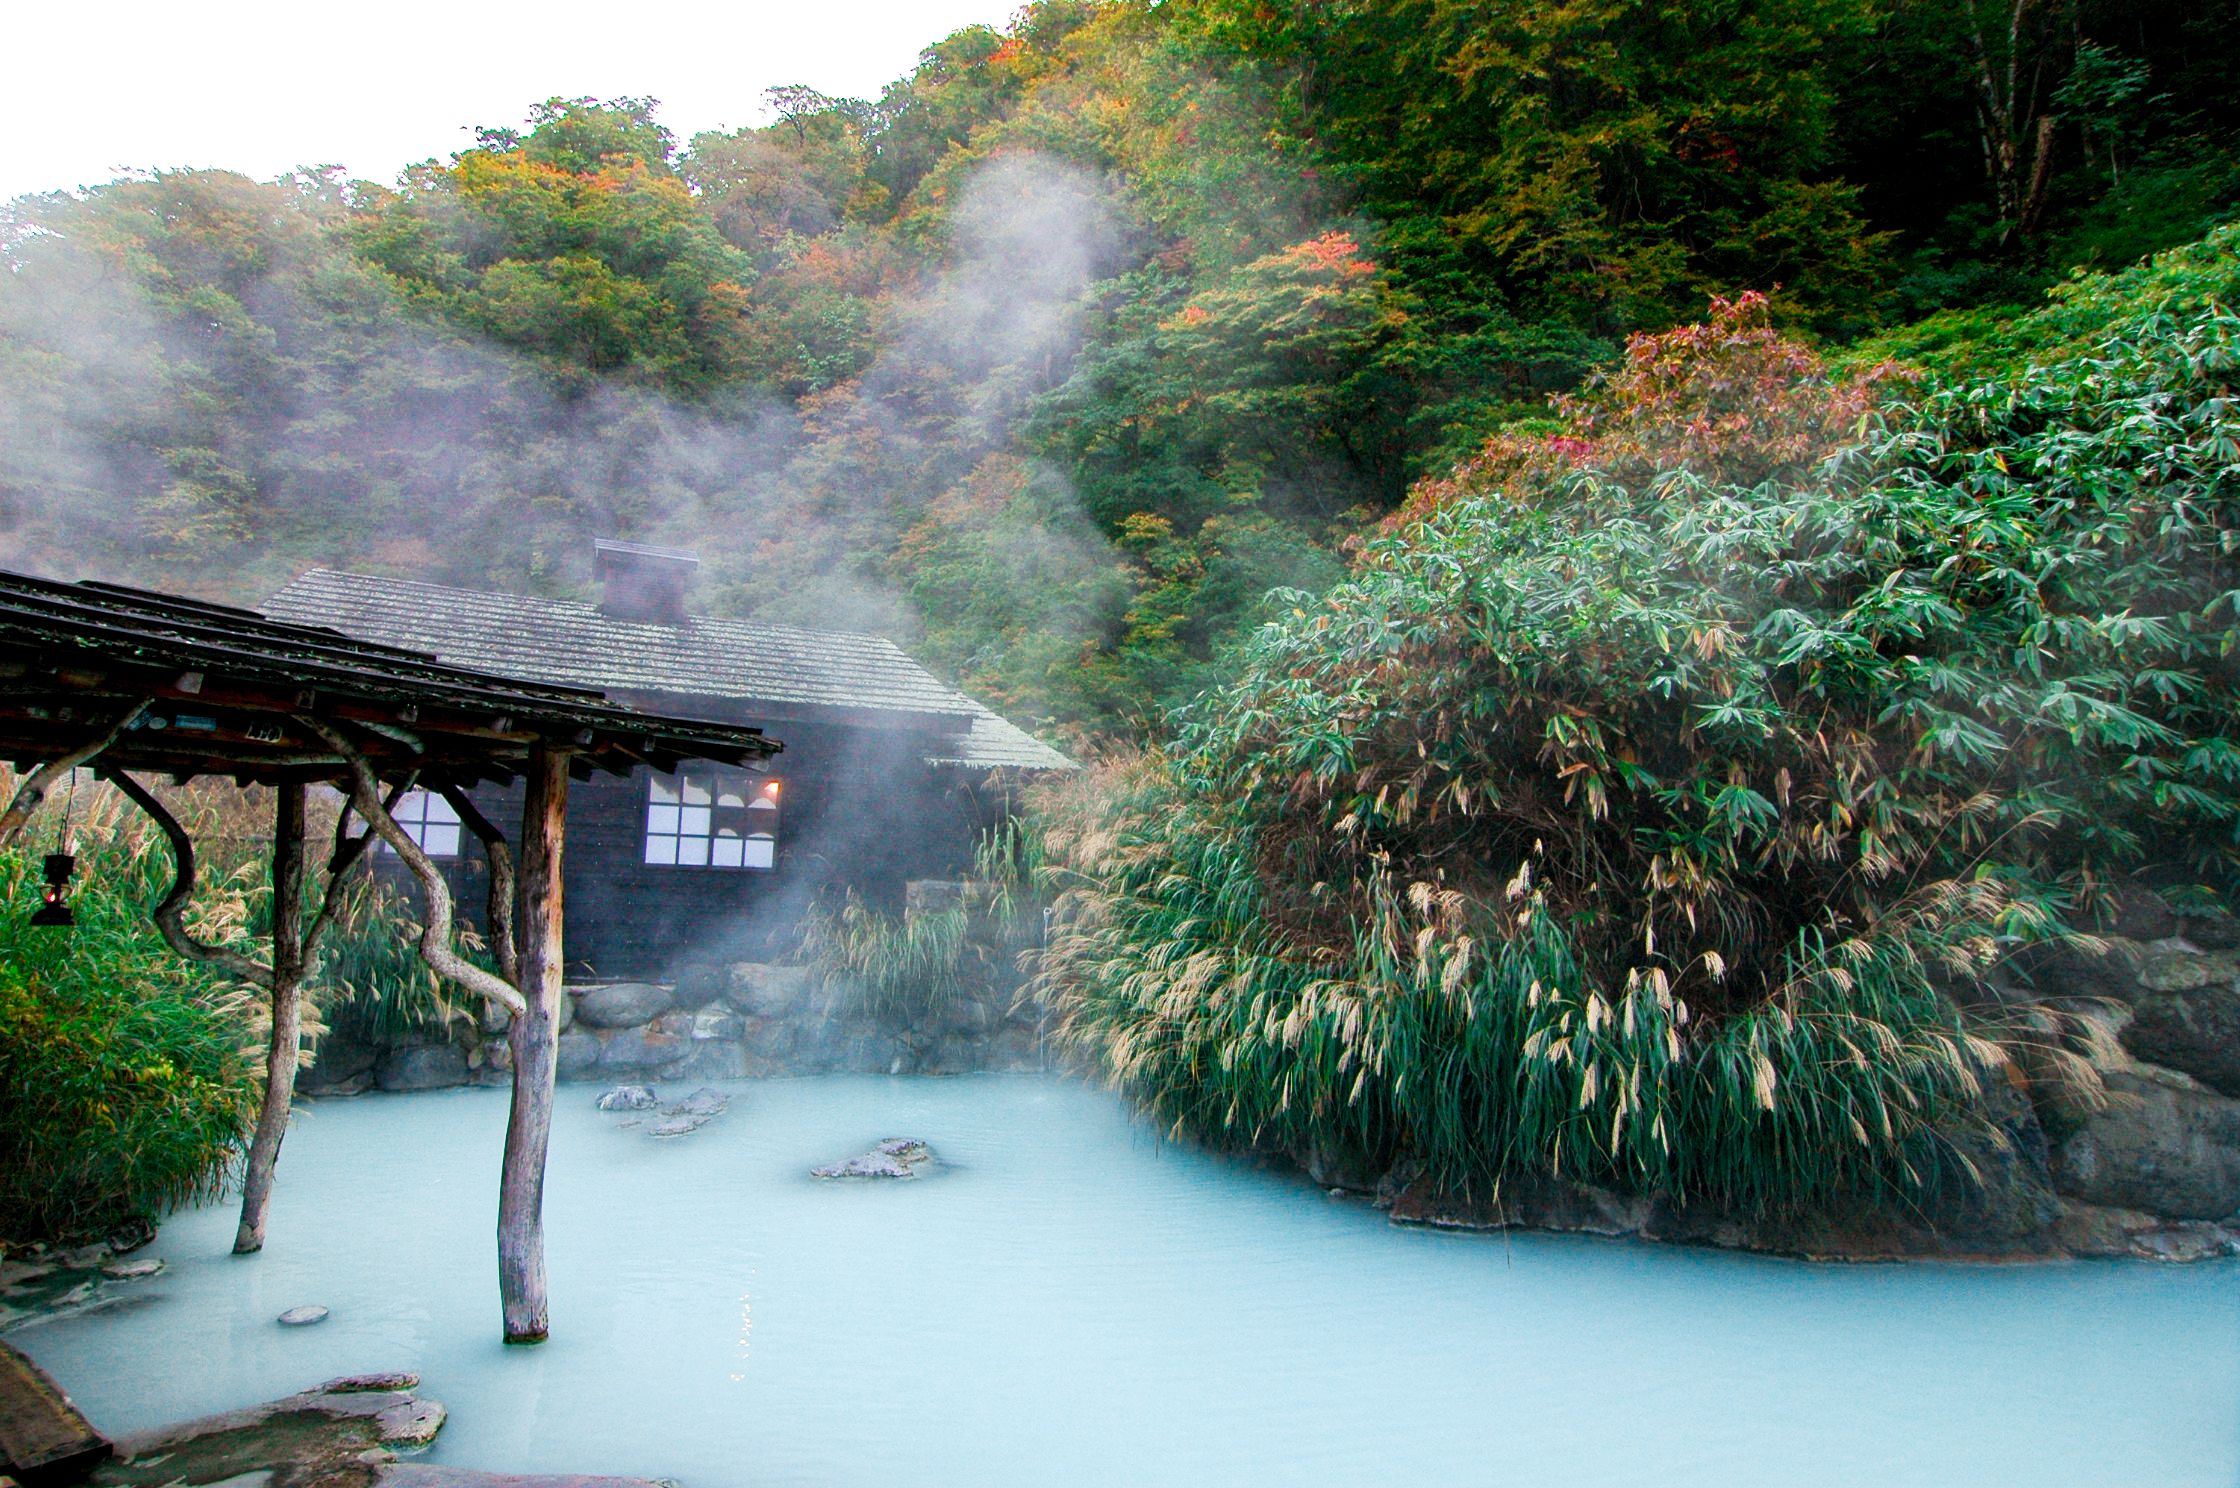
[[0, 781, 260, 1243], [802, 891, 972, 1023], [311, 872, 464, 1041], [804, 825, 1049, 1024], [1035, 261, 2238, 1219]]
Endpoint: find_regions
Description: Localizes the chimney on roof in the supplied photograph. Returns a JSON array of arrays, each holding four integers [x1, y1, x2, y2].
[[594, 539, 699, 625]]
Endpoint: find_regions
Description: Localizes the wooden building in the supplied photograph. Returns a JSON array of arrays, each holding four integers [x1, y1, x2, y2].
[[261, 542, 1073, 981], [0, 564, 783, 1341]]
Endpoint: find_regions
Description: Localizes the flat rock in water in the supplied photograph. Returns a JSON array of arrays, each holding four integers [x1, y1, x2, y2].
[[648, 1087, 730, 1139], [100, 1377, 448, 1487], [101, 1259, 164, 1281], [594, 1085, 658, 1112], [277, 1305, 329, 1327], [321, 1373, 420, 1394], [374, 1468, 670, 1487], [813, 1137, 936, 1180]]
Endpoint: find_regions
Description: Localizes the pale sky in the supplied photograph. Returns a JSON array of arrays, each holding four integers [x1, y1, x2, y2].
[[0, 1, 1019, 201]]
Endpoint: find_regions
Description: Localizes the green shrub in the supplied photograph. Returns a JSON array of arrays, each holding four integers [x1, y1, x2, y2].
[[1852, 218, 2240, 379], [0, 806, 258, 1243], [1035, 267, 2237, 1217]]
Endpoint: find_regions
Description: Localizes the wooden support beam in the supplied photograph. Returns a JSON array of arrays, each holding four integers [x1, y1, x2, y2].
[[298, 716, 525, 1019], [499, 740, 569, 1345], [234, 781, 306, 1256], [440, 783, 520, 986], [300, 775, 412, 963]]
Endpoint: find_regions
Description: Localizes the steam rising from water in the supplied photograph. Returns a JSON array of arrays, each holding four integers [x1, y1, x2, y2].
[[0, 150, 1129, 654]]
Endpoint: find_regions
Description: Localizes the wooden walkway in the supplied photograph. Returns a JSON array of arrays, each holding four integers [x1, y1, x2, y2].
[[0, 1340, 110, 1486]]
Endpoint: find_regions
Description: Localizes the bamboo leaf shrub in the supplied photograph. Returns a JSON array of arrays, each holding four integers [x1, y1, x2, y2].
[[0, 783, 260, 1243], [1033, 291, 2238, 1217]]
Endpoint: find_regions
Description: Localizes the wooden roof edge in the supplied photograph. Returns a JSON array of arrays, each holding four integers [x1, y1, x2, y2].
[[0, 570, 785, 771]]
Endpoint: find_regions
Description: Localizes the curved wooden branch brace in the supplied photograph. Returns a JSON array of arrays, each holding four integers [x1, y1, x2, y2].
[[0, 701, 151, 844], [439, 782, 520, 986], [295, 717, 524, 1019], [106, 770, 274, 991], [300, 774, 415, 964]]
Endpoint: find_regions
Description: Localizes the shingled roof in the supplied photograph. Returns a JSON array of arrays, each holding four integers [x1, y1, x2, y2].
[[0, 568, 777, 786], [260, 568, 1074, 773]]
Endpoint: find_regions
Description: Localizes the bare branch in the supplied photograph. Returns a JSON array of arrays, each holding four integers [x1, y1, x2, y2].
[[107, 770, 276, 991], [439, 782, 520, 986], [0, 700, 152, 843], [296, 716, 526, 1018]]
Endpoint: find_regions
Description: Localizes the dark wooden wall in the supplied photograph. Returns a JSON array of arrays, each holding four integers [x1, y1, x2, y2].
[[397, 711, 1010, 980]]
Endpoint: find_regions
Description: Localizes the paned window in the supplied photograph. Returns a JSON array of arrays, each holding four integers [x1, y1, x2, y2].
[[382, 789, 462, 858], [645, 765, 778, 870]]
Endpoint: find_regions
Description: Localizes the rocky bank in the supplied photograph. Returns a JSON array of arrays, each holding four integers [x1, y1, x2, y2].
[[1313, 893, 2240, 1262]]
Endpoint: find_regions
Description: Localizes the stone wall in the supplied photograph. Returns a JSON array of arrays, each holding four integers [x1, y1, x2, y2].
[[301, 882, 1048, 1096]]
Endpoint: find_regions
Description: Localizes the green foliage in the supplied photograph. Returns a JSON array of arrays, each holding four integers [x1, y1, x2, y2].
[[0, 802, 257, 1242], [1855, 220, 2240, 379], [1037, 761, 2015, 1213], [1035, 287, 2235, 1216], [5, 5, 2238, 741], [353, 101, 757, 391], [801, 891, 970, 1024], [803, 822, 1053, 1023], [972, 817, 1050, 938], [1192, 0, 1895, 331]]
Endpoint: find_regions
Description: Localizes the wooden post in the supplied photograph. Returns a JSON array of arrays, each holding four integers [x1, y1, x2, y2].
[[499, 741, 569, 1344], [235, 782, 307, 1255]]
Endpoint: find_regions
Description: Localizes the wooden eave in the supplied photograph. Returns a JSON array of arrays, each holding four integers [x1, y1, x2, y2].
[[0, 571, 782, 787], [598, 685, 972, 740]]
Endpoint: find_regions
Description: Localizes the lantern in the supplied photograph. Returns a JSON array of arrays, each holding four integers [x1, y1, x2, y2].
[[31, 850, 75, 927]]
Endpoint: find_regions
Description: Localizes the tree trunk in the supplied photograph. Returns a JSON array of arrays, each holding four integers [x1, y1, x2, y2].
[[498, 743, 569, 1343], [235, 782, 307, 1255]]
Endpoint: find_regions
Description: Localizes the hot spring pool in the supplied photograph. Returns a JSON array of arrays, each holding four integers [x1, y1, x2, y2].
[[16, 1074, 2240, 1486]]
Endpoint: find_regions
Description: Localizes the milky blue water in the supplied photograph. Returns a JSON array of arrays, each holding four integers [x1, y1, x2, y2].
[[15, 1075, 2239, 1487]]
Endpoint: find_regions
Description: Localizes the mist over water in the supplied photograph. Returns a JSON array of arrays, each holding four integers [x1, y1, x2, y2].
[[18, 1076, 2239, 1487]]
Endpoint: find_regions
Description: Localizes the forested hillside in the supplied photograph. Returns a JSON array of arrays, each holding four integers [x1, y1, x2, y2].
[[3, 0, 2234, 738]]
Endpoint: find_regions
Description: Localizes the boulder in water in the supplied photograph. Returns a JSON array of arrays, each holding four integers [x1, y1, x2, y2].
[[277, 1305, 329, 1326], [649, 1087, 731, 1139], [813, 1137, 936, 1180], [104, 1375, 450, 1485], [595, 1084, 659, 1112]]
